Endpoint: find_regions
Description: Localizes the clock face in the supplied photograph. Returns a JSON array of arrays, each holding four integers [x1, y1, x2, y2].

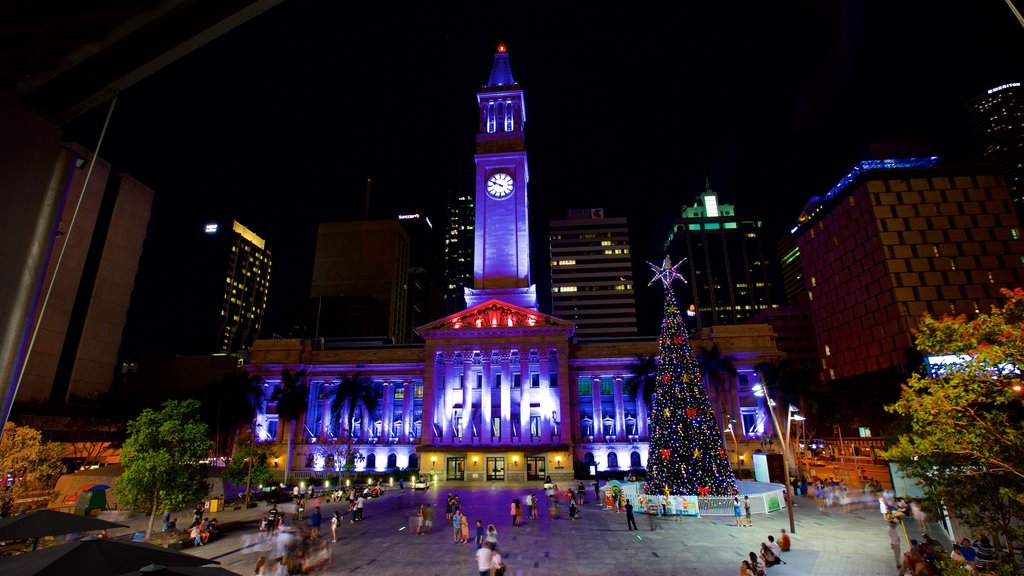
[[486, 172, 515, 199]]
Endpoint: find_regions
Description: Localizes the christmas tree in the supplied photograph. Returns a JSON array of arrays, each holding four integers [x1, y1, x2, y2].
[[645, 256, 737, 497]]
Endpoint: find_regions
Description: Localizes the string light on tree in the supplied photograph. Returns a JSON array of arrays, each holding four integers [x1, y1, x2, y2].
[[644, 256, 738, 497]]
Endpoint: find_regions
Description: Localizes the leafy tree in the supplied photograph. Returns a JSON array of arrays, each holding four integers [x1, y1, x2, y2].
[[198, 371, 264, 458], [884, 287, 1024, 560], [223, 436, 275, 490], [624, 354, 658, 437], [328, 374, 379, 478], [0, 423, 66, 515], [271, 369, 308, 485], [117, 399, 212, 538]]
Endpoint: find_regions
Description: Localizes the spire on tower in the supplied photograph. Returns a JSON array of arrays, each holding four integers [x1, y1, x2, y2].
[[486, 44, 516, 88]]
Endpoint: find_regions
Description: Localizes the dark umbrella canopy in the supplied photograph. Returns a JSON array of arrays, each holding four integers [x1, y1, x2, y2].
[[0, 536, 218, 576], [119, 564, 239, 576], [0, 509, 127, 540]]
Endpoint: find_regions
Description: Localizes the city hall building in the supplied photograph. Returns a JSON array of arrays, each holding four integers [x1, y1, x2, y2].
[[246, 46, 781, 484]]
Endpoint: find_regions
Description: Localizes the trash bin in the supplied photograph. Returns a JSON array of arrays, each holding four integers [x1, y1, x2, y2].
[[208, 498, 223, 513]]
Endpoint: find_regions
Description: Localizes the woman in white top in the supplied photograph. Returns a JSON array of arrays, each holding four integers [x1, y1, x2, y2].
[[490, 543, 504, 576]]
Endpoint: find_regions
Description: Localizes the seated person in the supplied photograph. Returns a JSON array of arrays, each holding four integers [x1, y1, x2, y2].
[[767, 535, 783, 558], [958, 538, 977, 563], [779, 529, 791, 551], [972, 537, 994, 570], [164, 517, 177, 533], [950, 545, 975, 571], [760, 542, 781, 567]]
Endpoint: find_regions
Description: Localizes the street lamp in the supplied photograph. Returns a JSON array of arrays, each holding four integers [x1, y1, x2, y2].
[[724, 419, 740, 471], [753, 384, 799, 534]]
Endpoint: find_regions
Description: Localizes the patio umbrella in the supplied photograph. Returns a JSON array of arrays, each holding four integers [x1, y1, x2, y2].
[[0, 509, 128, 549], [80, 484, 112, 491], [118, 564, 239, 576], [0, 536, 218, 576]]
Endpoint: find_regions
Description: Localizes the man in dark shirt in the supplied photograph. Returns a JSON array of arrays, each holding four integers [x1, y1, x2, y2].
[[625, 499, 638, 531]]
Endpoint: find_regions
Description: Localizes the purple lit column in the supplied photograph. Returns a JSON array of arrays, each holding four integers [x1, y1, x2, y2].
[[539, 352, 551, 443], [519, 352, 530, 442], [462, 352, 473, 441], [402, 380, 412, 443], [614, 376, 626, 441], [481, 352, 492, 444], [500, 351, 512, 442]]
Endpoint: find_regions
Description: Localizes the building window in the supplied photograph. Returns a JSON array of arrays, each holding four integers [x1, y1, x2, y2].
[[504, 100, 514, 131], [824, 344, 831, 356], [607, 452, 619, 469], [578, 378, 592, 396], [600, 378, 614, 396], [387, 453, 397, 469], [366, 453, 376, 470], [493, 374, 501, 389], [513, 373, 521, 389], [530, 416, 541, 437], [487, 102, 495, 133], [531, 373, 540, 388], [549, 373, 558, 387], [475, 374, 482, 389], [630, 451, 642, 468]]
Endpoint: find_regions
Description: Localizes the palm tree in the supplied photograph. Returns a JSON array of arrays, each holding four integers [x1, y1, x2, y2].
[[695, 344, 738, 434], [624, 354, 658, 438], [328, 374, 379, 479], [199, 371, 263, 458], [271, 368, 308, 485]]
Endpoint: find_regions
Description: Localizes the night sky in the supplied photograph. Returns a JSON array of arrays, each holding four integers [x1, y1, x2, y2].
[[63, 1, 1024, 349]]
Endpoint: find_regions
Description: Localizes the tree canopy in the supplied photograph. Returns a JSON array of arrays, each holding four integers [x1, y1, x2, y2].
[[0, 422, 65, 515], [117, 399, 212, 537], [223, 436, 275, 490], [884, 287, 1024, 558]]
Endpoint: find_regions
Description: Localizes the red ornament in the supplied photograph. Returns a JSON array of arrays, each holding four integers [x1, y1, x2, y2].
[[663, 373, 671, 383], [685, 408, 697, 419], [718, 448, 725, 457], [660, 448, 671, 460], [697, 485, 710, 496]]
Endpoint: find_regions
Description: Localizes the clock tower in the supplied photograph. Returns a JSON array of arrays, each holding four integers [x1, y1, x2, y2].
[[464, 44, 538, 310]]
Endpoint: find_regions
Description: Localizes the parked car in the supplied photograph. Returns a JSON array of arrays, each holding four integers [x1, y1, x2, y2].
[[412, 479, 429, 490]]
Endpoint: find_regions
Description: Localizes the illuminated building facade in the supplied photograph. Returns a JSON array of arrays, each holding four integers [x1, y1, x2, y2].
[[663, 181, 776, 331], [214, 221, 271, 353], [794, 157, 1024, 381], [442, 170, 475, 314], [245, 46, 782, 483], [967, 82, 1024, 207], [549, 209, 637, 337]]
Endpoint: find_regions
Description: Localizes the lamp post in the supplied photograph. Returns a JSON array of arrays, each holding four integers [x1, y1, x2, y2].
[[725, 419, 740, 471], [244, 416, 257, 509], [753, 384, 799, 534]]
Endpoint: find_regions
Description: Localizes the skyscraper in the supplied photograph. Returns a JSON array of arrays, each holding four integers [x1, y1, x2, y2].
[[442, 173, 475, 314], [549, 209, 637, 337], [793, 157, 1024, 381], [213, 221, 271, 353], [19, 143, 154, 403], [663, 180, 775, 331], [967, 82, 1024, 207]]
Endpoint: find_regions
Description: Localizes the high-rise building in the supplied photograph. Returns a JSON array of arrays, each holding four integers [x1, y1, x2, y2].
[[212, 221, 271, 353], [442, 174, 475, 314], [967, 82, 1024, 207], [549, 209, 637, 337], [311, 220, 410, 344], [793, 157, 1024, 381], [663, 180, 776, 331], [19, 143, 154, 403]]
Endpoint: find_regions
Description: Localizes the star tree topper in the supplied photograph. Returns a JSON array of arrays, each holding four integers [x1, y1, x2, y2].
[[647, 255, 688, 287]]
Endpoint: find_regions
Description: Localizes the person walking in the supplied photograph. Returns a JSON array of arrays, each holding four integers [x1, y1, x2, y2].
[[475, 541, 494, 576], [625, 499, 638, 531], [460, 510, 470, 544], [416, 504, 424, 535], [569, 498, 578, 521], [475, 520, 485, 549], [733, 496, 743, 527], [331, 511, 339, 542], [744, 495, 752, 527], [356, 495, 365, 521], [530, 493, 539, 519], [485, 524, 498, 546]]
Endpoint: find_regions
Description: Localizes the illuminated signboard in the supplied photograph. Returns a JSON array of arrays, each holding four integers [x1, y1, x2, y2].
[[204, 223, 218, 234], [988, 82, 1021, 95]]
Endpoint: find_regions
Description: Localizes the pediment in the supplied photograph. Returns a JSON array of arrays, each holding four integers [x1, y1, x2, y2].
[[415, 299, 574, 338]]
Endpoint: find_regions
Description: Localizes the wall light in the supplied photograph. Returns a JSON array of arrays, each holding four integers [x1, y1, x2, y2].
[[512, 456, 518, 464], [556, 456, 562, 463], [472, 456, 479, 463], [431, 456, 437, 463]]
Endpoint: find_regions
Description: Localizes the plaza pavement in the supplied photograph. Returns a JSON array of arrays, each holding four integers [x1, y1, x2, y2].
[[105, 484, 936, 576]]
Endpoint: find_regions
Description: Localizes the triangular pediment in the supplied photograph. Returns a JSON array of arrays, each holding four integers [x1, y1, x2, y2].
[[416, 299, 574, 339]]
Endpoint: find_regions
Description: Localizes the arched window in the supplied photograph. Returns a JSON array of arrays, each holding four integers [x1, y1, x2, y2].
[[584, 452, 595, 465], [630, 451, 641, 468], [607, 452, 618, 469], [409, 454, 419, 469], [366, 453, 376, 470], [387, 453, 398, 469]]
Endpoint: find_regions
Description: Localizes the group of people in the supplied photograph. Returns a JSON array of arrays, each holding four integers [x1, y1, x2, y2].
[[890, 525, 996, 576], [738, 530, 790, 576]]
